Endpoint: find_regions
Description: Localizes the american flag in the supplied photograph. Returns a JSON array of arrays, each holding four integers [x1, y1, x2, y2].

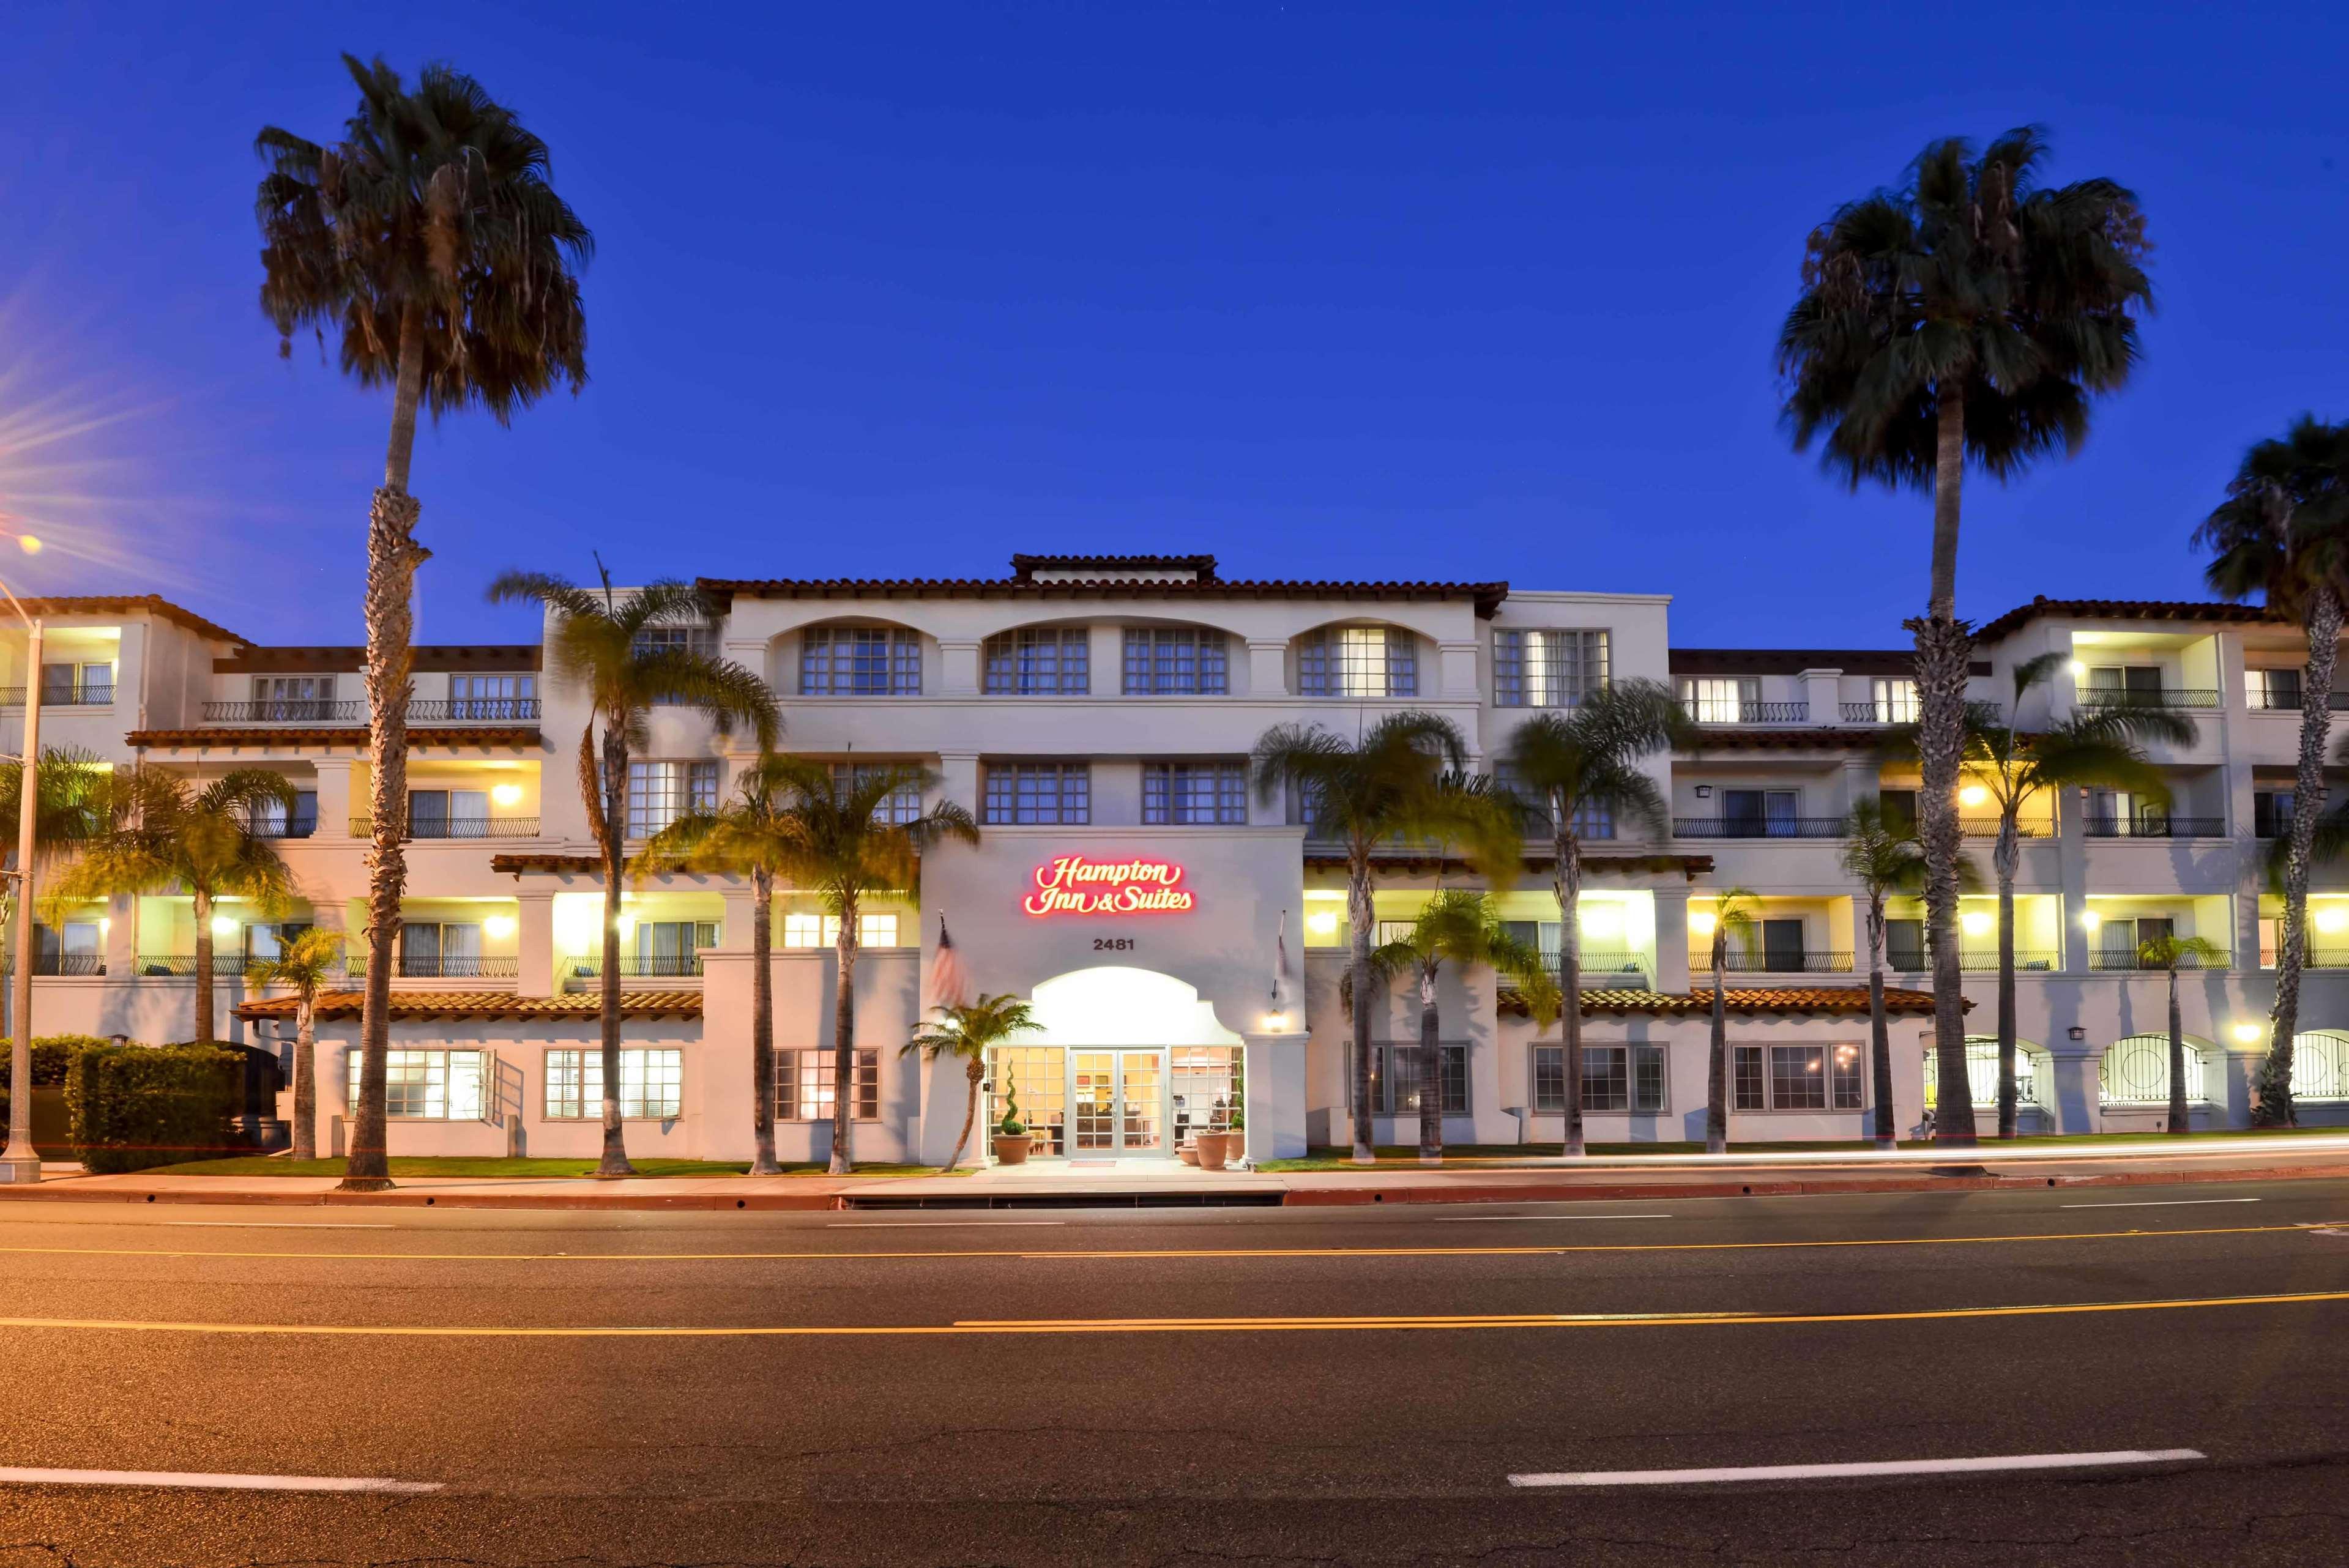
[[929, 915, 973, 1011]]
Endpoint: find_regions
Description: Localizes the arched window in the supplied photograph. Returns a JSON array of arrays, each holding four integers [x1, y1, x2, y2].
[[1924, 1036, 2038, 1109], [1298, 625, 1416, 697], [2100, 1034, 2205, 1105], [983, 626, 1089, 695], [800, 623, 921, 696], [2293, 1031, 2349, 1102]]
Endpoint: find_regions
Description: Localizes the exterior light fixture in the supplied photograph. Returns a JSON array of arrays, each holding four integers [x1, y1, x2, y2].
[[1582, 904, 1623, 939], [615, 913, 637, 935], [484, 915, 518, 939], [1959, 784, 1989, 808], [1688, 910, 1718, 937], [490, 782, 524, 808], [2068, 660, 2088, 678], [97, 917, 110, 935], [2317, 906, 2349, 936], [1263, 1009, 1287, 1031], [15, 536, 40, 556], [1960, 910, 1992, 938], [2080, 909, 2101, 931], [2233, 1022, 2265, 1044], [2068, 1025, 2087, 1041], [1305, 910, 1339, 937], [210, 915, 237, 937]]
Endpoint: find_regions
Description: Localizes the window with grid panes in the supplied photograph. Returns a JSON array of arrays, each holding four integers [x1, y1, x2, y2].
[[1368, 1044, 1467, 1115], [625, 760, 718, 838], [1493, 629, 1608, 707], [983, 628, 1089, 694], [830, 762, 922, 825], [1681, 677, 1757, 724], [800, 626, 921, 695], [1298, 626, 1415, 697], [780, 913, 898, 948], [984, 763, 1090, 824], [1870, 678, 1920, 723], [1142, 761, 1247, 824], [1731, 1044, 1862, 1110], [348, 1050, 485, 1120], [776, 1048, 879, 1120], [1122, 626, 1229, 694], [1492, 764, 1614, 839], [542, 1049, 683, 1120], [1532, 1044, 1664, 1112]]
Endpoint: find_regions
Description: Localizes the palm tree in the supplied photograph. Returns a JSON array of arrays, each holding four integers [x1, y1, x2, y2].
[[633, 752, 802, 1174], [487, 568, 777, 1178], [244, 928, 346, 1161], [0, 746, 112, 1039], [904, 993, 1040, 1173], [1700, 887, 1757, 1155], [1841, 801, 1930, 1151], [1363, 889, 1544, 1163], [1254, 713, 1511, 1164], [1951, 654, 2195, 1137], [2136, 932, 2224, 1136], [46, 768, 298, 1046], [1498, 680, 1685, 1156], [756, 756, 978, 1175], [1780, 127, 2153, 1146], [2196, 416, 2349, 1125], [258, 57, 590, 1192]]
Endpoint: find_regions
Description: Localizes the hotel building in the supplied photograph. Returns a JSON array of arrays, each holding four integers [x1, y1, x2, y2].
[[9, 561, 2347, 1163]]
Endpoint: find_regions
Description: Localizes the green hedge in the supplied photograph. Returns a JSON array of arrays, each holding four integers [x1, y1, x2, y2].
[[64, 1044, 245, 1174], [0, 1035, 120, 1124]]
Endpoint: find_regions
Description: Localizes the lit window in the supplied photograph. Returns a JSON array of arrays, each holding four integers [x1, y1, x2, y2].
[[781, 913, 898, 948], [626, 760, 719, 838], [543, 1048, 683, 1120], [776, 1048, 879, 1121], [448, 674, 537, 720], [983, 628, 1089, 695], [1366, 1044, 1467, 1115], [1680, 677, 1757, 724], [1532, 1044, 1664, 1113], [1142, 761, 1247, 825], [1730, 1044, 1864, 1110], [1494, 630, 1608, 708], [348, 1050, 486, 1120], [1122, 627, 1229, 695], [1869, 678, 1919, 723], [800, 626, 921, 696], [1298, 626, 1415, 697], [984, 763, 1090, 825]]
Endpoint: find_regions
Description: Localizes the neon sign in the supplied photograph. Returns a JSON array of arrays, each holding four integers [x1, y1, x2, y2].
[[1023, 855, 1196, 916]]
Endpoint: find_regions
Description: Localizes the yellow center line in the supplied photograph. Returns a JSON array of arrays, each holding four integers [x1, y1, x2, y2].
[[2, 1289, 2348, 1337], [0, 1220, 2335, 1265]]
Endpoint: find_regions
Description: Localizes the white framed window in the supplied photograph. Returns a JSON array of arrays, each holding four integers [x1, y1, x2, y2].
[[1365, 1043, 1467, 1115], [626, 760, 720, 838], [1142, 761, 1247, 825], [780, 913, 899, 948], [776, 1047, 879, 1121], [1298, 626, 1415, 697], [1680, 677, 1757, 724], [983, 628, 1089, 695], [1731, 1044, 1863, 1110], [2292, 1031, 2349, 1102], [449, 673, 536, 719], [543, 1048, 684, 1121], [349, 1049, 486, 1120], [2247, 667, 2303, 710], [1533, 1044, 1665, 1113], [39, 661, 114, 704], [830, 762, 923, 825], [1869, 678, 1919, 723], [1493, 629, 1608, 708], [800, 626, 921, 696], [251, 674, 333, 719], [1122, 627, 1229, 695], [984, 762, 1089, 825], [1492, 763, 1614, 839], [398, 921, 485, 978]]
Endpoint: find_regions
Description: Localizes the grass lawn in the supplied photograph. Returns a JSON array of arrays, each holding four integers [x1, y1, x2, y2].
[[1253, 1126, 2347, 1172], [144, 1156, 962, 1179]]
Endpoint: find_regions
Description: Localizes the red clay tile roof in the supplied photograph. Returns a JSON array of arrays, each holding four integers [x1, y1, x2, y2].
[[234, 990, 702, 1023], [1010, 554, 1219, 581], [1974, 596, 2277, 643], [127, 726, 543, 751], [22, 594, 247, 647], [1305, 851, 1714, 879], [1500, 986, 1946, 1018], [490, 852, 602, 875], [699, 576, 1510, 618], [214, 645, 543, 674]]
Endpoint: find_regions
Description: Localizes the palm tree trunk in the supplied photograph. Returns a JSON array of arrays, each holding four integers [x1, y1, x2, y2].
[[344, 300, 431, 1195], [2260, 584, 2340, 1125], [748, 864, 778, 1175], [1347, 850, 1375, 1164], [1995, 810, 2021, 1139], [828, 892, 858, 1176], [1913, 387, 1976, 1145], [1416, 966, 1442, 1165], [191, 887, 215, 1047], [1553, 816, 1585, 1158], [1707, 943, 1729, 1155], [944, 1057, 981, 1174], [2167, 964, 2189, 1135], [595, 721, 632, 1178], [1866, 893, 1894, 1150], [291, 992, 317, 1162]]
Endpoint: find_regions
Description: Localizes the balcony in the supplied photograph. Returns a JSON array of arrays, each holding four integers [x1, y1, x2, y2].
[[201, 697, 540, 725], [1674, 817, 1844, 839], [386, 954, 517, 980], [352, 816, 541, 841], [9, 954, 107, 976], [1959, 817, 2050, 838], [2083, 816, 2226, 839], [1889, 949, 2060, 973], [1841, 700, 2006, 726], [1690, 950, 1855, 975], [135, 954, 250, 978], [0, 682, 115, 708], [1688, 700, 1809, 726], [2260, 949, 2349, 969], [564, 954, 707, 991], [2247, 690, 2348, 712], [2088, 949, 2230, 973], [1498, 950, 1655, 990], [2075, 688, 2219, 711], [250, 816, 319, 841]]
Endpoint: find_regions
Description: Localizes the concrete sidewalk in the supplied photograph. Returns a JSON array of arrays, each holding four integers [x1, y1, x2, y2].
[[2, 1138, 2347, 1209]]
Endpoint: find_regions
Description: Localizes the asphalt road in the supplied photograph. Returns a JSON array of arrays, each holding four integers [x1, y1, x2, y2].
[[0, 1179, 2346, 1567]]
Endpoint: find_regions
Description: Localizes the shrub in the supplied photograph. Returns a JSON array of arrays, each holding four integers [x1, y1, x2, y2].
[[64, 1044, 245, 1173], [0, 1035, 121, 1124]]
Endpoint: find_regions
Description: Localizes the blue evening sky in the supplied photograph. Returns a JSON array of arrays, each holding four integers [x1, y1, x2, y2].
[[2, 2, 2342, 649]]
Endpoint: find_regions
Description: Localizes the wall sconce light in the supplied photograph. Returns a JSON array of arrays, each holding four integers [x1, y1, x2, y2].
[[484, 915, 518, 939], [2068, 1025, 2087, 1041], [1694, 785, 1713, 800], [2068, 660, 2089, 679], [2080, 909, 2102, 931], [1959, 784, 1989, 808], [2317, 906, 2349, 936], [490, 782, 525, 808], [2232, 1022, 2265, 1044], [1305, 910, 1339, 937], [1688, 910, 1718, 937], [1960, 910, 1992, 938], [1263, 1009, 1287, 1032], [210, 915, 237, 937]]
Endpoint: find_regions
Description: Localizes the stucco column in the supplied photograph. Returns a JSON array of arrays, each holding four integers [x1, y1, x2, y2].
[[2058, 785, 2092, 976], [2219, 1039, 2266, 1127], [1799, 667, 1842, 727], [312, 758, 356, 842], [936, 751, 980, 816], [515, 890, 556, 998], [102, 894, 137, 980], [1651, 885, 1691, 994], [1246, 640, 1287, 699], [937, 640, 981, 698], [1437, 641, 1478, 702], [1240, 1030, 1308, 1162], [2044, 1041, 2102, 1134]]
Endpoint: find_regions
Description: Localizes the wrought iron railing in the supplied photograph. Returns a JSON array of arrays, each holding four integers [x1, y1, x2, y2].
[[1958, 817, 2052, 838], [386, 955, 518, 979], [1673, 817, 1844, 839], [2258, 949, 2349, 970], [134, 954, 248, 978], [2088, 949, 2230, 972], [2076, 688, 2219, 710], [1688, 700, 1809, 725], [2083, 816, 2225, 839], [201, 697, 538, 724], [1839, 700, 1913, 724], [248, 816, 319, 840], [9, 954, 107, 976], [1691, 950, 1855, 974], [567, 954, 706, 979], [2247, 690, 2349, 712], [350, 816, 540, 840], [0, 683, 115, 707], [405, 698, 541, 722], [1886, 949, 2060, 973], [1499, 950, 1653, 987]]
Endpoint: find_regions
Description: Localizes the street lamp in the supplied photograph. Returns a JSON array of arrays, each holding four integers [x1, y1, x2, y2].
[[0, 572, 42, 1183]]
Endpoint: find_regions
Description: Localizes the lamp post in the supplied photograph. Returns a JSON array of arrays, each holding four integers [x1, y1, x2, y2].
[[0, 582, 40, 1183]]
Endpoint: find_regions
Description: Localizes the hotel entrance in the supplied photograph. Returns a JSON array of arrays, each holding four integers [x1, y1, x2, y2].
[[987, 1044, 1240, 1160]]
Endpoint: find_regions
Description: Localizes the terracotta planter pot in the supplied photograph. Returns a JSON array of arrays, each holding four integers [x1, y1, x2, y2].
[[991, 1134, 1032, 1166], [1193, 1132, 1229, 1171], [1177, 1144, 1199, 1167]]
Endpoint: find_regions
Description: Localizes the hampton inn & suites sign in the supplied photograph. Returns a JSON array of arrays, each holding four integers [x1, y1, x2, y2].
[[1022, 855, 1197, 916]]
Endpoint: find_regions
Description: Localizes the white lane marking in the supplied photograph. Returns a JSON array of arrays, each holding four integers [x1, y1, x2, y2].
[[0, 1466, 441, 1493], [1508, 1449, 2204, 1488], [163, 1222, 399, 1230], [1438, 1214, 1673, 1222], [2058, 1199, 2260, 1210], [827, 1221, 1068, 1228]]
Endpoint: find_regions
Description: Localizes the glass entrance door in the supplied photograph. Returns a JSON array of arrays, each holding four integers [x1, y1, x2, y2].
[[1067, 1050, 1167, 1156]]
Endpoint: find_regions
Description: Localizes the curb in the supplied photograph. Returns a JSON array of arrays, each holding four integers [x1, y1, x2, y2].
[[1275, 1162, 2349, 1206]]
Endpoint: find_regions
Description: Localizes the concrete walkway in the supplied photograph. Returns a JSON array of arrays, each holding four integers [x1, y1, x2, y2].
[[2, 1138, 2347, 1209]]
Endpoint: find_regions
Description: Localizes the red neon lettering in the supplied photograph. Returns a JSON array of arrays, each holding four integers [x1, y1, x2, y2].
[[1022, 855, 1197, 916]]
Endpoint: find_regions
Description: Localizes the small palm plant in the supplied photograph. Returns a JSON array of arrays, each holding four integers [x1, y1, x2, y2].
[[1363, 889, 1545, 1164], [1841, 801, 1930, 1151], [47, 768, 299, 1046], [489, 566, 778, 1178], [905, 993, 1040, 1173], [2138, 932, 2225, 1136], [0, 746, 111, 1040], [244, 928, 347, 1161], [1701, 888, 1758, 1155]]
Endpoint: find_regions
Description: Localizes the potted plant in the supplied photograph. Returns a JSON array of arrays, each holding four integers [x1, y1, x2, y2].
[[1225, 1101, 1246, 1167], [991, 1066, 1032, 1166], [1193, 1121, 1229, 1171]]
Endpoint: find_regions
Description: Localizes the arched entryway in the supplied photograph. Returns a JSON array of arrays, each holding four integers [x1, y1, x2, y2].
[[987, 967, 1245, 1158]]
